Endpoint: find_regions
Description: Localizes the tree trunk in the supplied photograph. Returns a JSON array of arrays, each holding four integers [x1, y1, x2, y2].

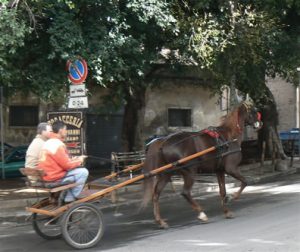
[[121, 86, 146, 152], [229, 74, 239, 108], [257, 87, 287, 160]]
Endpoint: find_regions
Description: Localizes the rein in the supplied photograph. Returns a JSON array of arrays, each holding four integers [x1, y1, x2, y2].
[[164, 140, 240, 174], [235, 101, 253, 135], [157, 128, 225, 152], [86, 155, 115, 164]]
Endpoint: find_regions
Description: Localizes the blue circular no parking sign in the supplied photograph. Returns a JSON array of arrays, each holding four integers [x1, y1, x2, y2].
[[67, 59, 88, 84]]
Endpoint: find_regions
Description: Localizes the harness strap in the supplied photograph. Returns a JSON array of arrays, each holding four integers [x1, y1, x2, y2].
[[201, 127, 227, 170]]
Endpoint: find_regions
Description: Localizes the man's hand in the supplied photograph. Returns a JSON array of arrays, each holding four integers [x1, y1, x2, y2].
[[78, 155, 87, 164]]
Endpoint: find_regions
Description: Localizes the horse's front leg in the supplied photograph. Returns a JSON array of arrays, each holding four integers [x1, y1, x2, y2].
[[153, 175, 171, 229], [225, 165, 248, 200], [224, 153, 247, 201], [227, 170, 247, 200], [216, 172, 234, 219], [181, 170, 208, 222]]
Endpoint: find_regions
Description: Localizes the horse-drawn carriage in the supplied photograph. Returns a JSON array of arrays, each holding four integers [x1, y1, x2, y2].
[[21, 102, 262, 249]]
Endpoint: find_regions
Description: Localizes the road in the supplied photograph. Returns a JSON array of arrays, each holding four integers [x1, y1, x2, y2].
[[0, 173, 299, 252]]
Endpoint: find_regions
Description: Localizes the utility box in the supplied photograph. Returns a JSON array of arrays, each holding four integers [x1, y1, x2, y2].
[[279, 128, 300, 156]]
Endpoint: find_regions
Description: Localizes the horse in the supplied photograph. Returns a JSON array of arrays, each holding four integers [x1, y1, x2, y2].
[[142, 101, 262, 229]]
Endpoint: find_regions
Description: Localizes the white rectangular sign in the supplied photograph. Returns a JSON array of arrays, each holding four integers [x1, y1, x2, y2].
[[69, 84, 86, 97], [68, 96, 88, 109]]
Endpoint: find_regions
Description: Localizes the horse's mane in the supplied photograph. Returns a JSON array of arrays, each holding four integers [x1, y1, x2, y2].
[[219, 103, 246, 136]]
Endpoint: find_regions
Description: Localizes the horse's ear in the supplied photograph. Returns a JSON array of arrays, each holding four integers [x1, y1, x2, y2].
[[244, 94, 254, 105], [243, 100, 254, 108]]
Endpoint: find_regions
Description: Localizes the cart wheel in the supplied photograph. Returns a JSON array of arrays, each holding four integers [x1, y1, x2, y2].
[[61, 203, 105, 249], [32, 213, 62, 240]]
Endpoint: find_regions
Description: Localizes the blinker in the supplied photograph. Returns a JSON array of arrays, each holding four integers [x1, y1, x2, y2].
[[257, 112, 262, 121]]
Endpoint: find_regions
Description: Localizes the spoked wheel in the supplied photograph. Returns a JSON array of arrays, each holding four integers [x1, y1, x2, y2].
[[32, 213, 62, 240], [61, 203, 105, 249]]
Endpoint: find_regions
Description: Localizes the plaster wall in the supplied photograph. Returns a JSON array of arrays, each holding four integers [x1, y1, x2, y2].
[[143, 82, 226, 139], [267, 77, 297, 131]]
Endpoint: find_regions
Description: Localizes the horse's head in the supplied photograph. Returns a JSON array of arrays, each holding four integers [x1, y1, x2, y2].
[[242, 101, 263, 130]]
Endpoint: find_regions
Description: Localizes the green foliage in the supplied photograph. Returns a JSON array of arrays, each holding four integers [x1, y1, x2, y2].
[[0, 0, 178, 101], [0, 5, 31, 88], [0, 0, 299, 103], [176, 0, 300, 99], [126, 0, 176, 28]]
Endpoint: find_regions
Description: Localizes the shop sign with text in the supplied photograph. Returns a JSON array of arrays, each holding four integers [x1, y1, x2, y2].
[[47, 111, 84, 156]]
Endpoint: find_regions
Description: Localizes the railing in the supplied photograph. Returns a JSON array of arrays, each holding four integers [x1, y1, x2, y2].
[[111, 151, 145, 178]]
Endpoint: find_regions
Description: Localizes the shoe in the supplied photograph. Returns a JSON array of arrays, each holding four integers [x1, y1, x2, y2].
[[76, 189, 97, 199], [64, 198, 76, 204]]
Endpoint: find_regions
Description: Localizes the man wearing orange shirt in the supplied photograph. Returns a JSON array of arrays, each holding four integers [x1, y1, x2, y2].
[[38, 120, 88, 203]]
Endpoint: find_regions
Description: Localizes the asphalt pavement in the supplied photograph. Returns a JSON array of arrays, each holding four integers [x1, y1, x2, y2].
[[0, 159, 299, 224]]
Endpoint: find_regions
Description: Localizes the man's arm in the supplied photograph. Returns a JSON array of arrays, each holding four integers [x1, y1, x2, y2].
[[51, 145, 82, 170]]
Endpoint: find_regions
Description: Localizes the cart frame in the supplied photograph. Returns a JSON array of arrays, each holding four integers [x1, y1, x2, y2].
[[24, 142, 230, 249]]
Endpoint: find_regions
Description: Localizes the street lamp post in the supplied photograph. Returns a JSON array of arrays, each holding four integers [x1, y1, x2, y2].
[[297, 67, 300, 158], [0, 87, 4, 179]]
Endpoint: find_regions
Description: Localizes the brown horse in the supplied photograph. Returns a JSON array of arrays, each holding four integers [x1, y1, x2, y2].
[[142, 101, 262, 228]]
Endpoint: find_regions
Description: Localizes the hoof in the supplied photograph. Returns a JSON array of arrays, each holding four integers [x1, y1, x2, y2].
[[159, 222, 169, 229], [198, 211, 208, 222], [157, 220, 169, 229], [233, 192, 240, 200], [225, 211, 234, 219], [224, 195, 233, 204]]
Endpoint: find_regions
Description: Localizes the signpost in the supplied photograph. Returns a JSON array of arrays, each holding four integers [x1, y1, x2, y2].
[[67, 58, 89, 109], [67, 59, 88, 84], [69, 84, 87, 97], [0, 87, 4, 179], [68, 96, 89, 109], [55, 58, 88, 155]]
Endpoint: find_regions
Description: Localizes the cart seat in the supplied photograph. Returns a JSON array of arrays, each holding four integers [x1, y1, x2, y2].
[[19, 168, 77, 193]]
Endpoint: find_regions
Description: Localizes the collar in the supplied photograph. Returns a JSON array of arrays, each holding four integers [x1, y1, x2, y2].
[[36, 134, 47, 141], [49, 132, 65, 141]]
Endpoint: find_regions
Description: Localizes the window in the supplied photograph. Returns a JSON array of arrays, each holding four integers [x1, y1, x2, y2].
[[9, 106, 38, 127], [168, 108, 192, 127]]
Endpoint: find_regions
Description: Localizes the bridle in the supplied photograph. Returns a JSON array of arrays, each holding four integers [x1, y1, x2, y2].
[[236, 101, 261, 133]]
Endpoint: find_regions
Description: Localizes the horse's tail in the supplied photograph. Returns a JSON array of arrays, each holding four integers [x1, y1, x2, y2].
[[141, 139, 163, 209], [141, 169, 155, 209]]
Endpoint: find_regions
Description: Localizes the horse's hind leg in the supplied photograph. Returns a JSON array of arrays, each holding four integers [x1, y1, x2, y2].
[[181, 170, 208, 222], [216, 172, 234, 219], [153, 174, 171, 229]]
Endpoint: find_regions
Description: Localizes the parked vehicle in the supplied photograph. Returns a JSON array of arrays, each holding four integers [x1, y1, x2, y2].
[[0, 142, 13, 154], [0, 145, 28, 178]]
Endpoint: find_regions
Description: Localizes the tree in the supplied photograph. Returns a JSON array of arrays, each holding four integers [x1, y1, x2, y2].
[[0, 0, 178, 150], [173, 0, 300, 159], [1, 0, 299, 155]]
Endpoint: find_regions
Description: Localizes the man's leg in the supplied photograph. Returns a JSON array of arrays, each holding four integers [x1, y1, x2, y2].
[[63, 167, 89, 202]]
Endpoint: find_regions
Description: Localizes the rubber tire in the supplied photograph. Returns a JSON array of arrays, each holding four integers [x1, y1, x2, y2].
[[32, 213, 62, 240], [61, 203, 105, 249]]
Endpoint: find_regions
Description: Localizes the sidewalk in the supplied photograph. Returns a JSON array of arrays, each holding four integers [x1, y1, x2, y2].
[[0, 160, 299, 224]]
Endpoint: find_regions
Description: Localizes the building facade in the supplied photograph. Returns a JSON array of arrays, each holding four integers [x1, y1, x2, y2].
[[2, 74, 296, 157]]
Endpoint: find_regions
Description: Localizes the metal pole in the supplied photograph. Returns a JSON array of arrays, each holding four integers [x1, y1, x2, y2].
[[0, 87, 5, 179], [297, 67, 300, 158], [296, 86, 299, 128]]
